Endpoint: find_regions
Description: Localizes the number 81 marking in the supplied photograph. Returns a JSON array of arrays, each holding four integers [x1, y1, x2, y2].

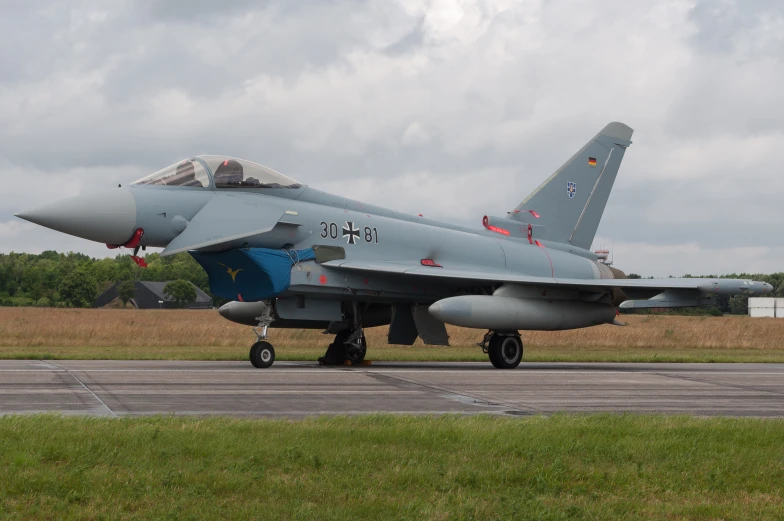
[[364, 227, 378, 243]]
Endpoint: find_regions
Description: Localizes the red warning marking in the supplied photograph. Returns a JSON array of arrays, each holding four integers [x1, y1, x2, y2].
[[223, 159, 229, 166], [106, 228, 144, 250], [125, 229, 144, 248], [420, 259, 442, 267], [237, 294, 244, 302], [487, 224, 510, 236], [319, 275, 327, 285], [482, 216, 510, 236]]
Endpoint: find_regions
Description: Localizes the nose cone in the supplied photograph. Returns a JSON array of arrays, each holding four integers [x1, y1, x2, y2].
[[764, 283, 773, 294], [16, 188, 136, 245]]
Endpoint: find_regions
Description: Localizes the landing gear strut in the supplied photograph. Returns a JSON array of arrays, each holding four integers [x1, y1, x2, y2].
[[479, 331, 523, 369], [318, 328, 367, 365], [319, 303, 367, 365], [249, 302, 276, 369]]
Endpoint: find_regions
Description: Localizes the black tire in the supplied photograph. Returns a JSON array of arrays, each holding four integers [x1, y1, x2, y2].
[[249, 341, 275, 368], [345, 334, 367, 364], [488, 334, 523, 369]]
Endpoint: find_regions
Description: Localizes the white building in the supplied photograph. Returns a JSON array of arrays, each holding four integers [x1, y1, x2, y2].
[[748, 298, 784, 318]]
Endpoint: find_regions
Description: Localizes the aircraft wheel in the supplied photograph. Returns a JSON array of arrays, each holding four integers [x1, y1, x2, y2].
[[488, 334, 522, 369], [345, 334, 367, 364], [250, 341, 275, 368]]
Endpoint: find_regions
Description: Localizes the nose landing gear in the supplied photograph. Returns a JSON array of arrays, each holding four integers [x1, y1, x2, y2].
[[249, 301, 276, 369], [479, 331, 523, 369]]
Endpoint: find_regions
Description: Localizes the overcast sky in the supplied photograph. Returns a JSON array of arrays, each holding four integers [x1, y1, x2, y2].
[[1, 0, 782, 276]]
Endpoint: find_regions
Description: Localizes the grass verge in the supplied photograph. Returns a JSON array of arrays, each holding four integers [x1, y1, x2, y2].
[[1, 414, 783, 520]]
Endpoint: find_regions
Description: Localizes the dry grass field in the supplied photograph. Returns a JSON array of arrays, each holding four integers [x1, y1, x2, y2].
[[1, 307, 784, 362]]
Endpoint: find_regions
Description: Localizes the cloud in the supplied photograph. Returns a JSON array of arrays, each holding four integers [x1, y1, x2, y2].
[[594, 237, 783, 277], [0, 0, 781, 277], [688, 0, 784, 57]]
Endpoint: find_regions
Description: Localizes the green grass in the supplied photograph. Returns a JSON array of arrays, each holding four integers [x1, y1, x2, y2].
[[1, 415, 783, 520], [3, 344, 784, 363]]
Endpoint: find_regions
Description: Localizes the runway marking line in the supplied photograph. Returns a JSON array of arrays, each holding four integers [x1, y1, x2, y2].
[[0, 390, 424, 395], [54, 367, 117, 418], [367, 371, 543, 415]]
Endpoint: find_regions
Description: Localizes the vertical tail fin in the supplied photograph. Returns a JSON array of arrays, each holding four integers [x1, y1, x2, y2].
[[512, 122, 633, 249]]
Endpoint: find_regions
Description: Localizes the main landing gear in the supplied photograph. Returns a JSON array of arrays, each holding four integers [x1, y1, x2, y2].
[[319, 303, 367, 366], [479, 331, 523, 369], [317, 328, 367, 366]]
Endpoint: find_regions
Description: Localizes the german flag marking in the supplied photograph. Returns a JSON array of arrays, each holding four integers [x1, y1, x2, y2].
[[588, 157, 597, 167]]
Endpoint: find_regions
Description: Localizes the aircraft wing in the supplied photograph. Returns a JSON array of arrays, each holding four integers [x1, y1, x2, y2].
[[323, 260, 765, 304], [161, 195, 287, 256]]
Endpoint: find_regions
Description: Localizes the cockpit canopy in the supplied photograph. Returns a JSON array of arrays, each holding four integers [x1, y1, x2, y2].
[[132, 156, 301, 189], [133, 159, 210, 187]]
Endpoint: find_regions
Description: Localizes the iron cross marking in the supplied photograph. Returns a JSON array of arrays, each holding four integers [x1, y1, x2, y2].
[[342, 221, 360, 244]]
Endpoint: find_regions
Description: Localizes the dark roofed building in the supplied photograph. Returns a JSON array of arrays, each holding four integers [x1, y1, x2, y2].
[[94, 281, 213, 309]]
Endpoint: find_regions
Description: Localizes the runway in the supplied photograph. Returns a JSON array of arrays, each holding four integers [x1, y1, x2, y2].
[[1, 360, 783, 417]]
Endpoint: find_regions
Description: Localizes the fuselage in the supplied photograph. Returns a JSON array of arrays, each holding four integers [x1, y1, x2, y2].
[[16, 154, 772, 309]]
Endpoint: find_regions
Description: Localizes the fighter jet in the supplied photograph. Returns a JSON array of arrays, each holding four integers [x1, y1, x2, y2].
[[16, 122, 772, 369]]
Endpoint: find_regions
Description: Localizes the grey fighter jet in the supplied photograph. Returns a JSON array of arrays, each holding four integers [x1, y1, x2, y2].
[[16, 122, 772, 369]]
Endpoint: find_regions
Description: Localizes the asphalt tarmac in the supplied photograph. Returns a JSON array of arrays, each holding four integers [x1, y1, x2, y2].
[[1, 360, 782, 417]]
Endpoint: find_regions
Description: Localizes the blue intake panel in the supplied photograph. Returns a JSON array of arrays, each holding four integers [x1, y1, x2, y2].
[[190, 247, 316, 301]]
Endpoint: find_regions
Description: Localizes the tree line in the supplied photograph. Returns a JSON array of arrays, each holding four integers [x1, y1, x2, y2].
[[0, 251, 210, 308], [0, 250, 782, 313]]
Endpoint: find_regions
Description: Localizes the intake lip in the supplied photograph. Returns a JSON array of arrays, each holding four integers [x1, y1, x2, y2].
[[15, 188, 137, 245]]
